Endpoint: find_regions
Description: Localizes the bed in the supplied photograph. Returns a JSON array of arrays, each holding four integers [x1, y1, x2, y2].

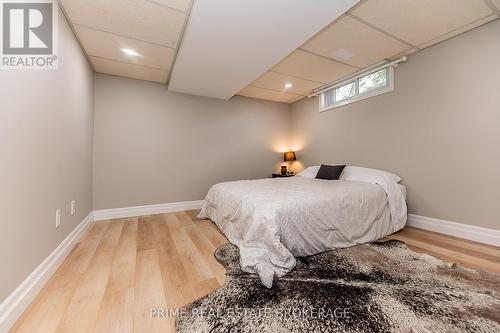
[[198, 166, 407, 287]]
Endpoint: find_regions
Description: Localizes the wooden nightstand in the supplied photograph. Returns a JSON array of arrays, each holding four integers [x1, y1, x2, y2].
[[272, 173, 295, 178]]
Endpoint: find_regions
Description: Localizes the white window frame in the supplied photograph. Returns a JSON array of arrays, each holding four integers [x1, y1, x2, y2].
[[319, 66, 394, 112]]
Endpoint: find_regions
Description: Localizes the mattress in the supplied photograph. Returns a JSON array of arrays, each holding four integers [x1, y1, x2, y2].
[[199, 176, 408, 287]]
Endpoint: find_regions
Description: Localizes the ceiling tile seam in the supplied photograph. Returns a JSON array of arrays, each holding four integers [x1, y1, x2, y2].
[[416, 14, 499, 49], [288, 95, 306, 103], [482, 0, 500, 15], [298, 48, 361, 69], [253, 10, 499, 104], [89, 55, 170, 71], [166, 0, 194, 86], [266, 69, 326, 85], [73, 23, 178, 50], [144, 0, 187, 14], [96, 72, 167, 84], [346, 13, 420, 50], [56, 0, 95, 72], [238, 94, 291, 104], [296, 13, 347, 49], [247, 84, 304, 97]]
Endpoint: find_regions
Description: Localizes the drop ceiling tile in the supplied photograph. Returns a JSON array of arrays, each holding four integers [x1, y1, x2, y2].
[[272, 49, 358, 84], [302, 15, 410, 68], [75, 25, 175, 70], [418, 14, 498, 49], [350, 0, 493, 46], [146, 0, 191, 12], [91, 56, 169, 83], [238, 86, 300, 103], [60, 0, 186, 47], [251, 71, 323, 95]]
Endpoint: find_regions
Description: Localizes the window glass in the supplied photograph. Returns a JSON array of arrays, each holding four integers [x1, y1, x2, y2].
[[321, 89, 335, 108], [318, 66, 394, 112], [358, 68, 387, 94], [335, 82, 356, 102]]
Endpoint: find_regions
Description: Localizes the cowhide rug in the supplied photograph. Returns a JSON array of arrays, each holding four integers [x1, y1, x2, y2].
[[176, 240, 500, 333]]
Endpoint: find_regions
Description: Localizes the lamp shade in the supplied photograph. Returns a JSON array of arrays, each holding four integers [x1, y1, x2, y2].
[[283, 151, 296, 162]]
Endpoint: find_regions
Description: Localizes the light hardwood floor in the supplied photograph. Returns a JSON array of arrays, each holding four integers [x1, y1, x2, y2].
[[11, 210, 500, 333]]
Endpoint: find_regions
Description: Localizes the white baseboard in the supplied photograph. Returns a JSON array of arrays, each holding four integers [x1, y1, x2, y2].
[[2, 205, 495, 332], [407, 214, 500, 247], [0, 211, 94, 333], [93, 200, 204, 221], [0, 199, 205, 332]]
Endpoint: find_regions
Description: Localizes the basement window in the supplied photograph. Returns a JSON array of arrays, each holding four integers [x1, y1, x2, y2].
[[319, 67, 394, 112]]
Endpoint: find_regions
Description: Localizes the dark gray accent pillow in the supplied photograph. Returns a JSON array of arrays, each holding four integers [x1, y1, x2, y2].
[[315, 164, 346, 180]]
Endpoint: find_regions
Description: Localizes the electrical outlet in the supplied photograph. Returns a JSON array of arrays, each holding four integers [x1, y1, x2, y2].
[[55, 209, 61, 228], [70, 200, 76, 216]]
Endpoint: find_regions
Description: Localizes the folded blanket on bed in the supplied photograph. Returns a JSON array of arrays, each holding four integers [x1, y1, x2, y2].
[[198, 175, 407, 287]]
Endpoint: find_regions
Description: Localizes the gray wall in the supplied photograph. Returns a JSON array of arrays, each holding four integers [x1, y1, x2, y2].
[[0, 10, 94, 302], [290, 20, 500, 230], [93, 74, 291, 209], [2, 9, 498, 307]]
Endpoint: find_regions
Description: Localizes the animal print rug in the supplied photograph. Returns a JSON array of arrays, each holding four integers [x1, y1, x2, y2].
[[176, 240, 500, 332]]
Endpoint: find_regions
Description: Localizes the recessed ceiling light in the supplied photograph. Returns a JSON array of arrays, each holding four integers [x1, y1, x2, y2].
[[333, 49, 354, 60], [284, 83, 293, 89], [121, 48, 141, 57]]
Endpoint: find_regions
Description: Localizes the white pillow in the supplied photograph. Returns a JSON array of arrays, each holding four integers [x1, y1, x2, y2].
[[340, 166, 401, 183], [296, 166, 320, 178]]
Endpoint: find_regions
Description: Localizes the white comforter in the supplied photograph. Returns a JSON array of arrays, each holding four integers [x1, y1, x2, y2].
[[198, 176, 407, 287]]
